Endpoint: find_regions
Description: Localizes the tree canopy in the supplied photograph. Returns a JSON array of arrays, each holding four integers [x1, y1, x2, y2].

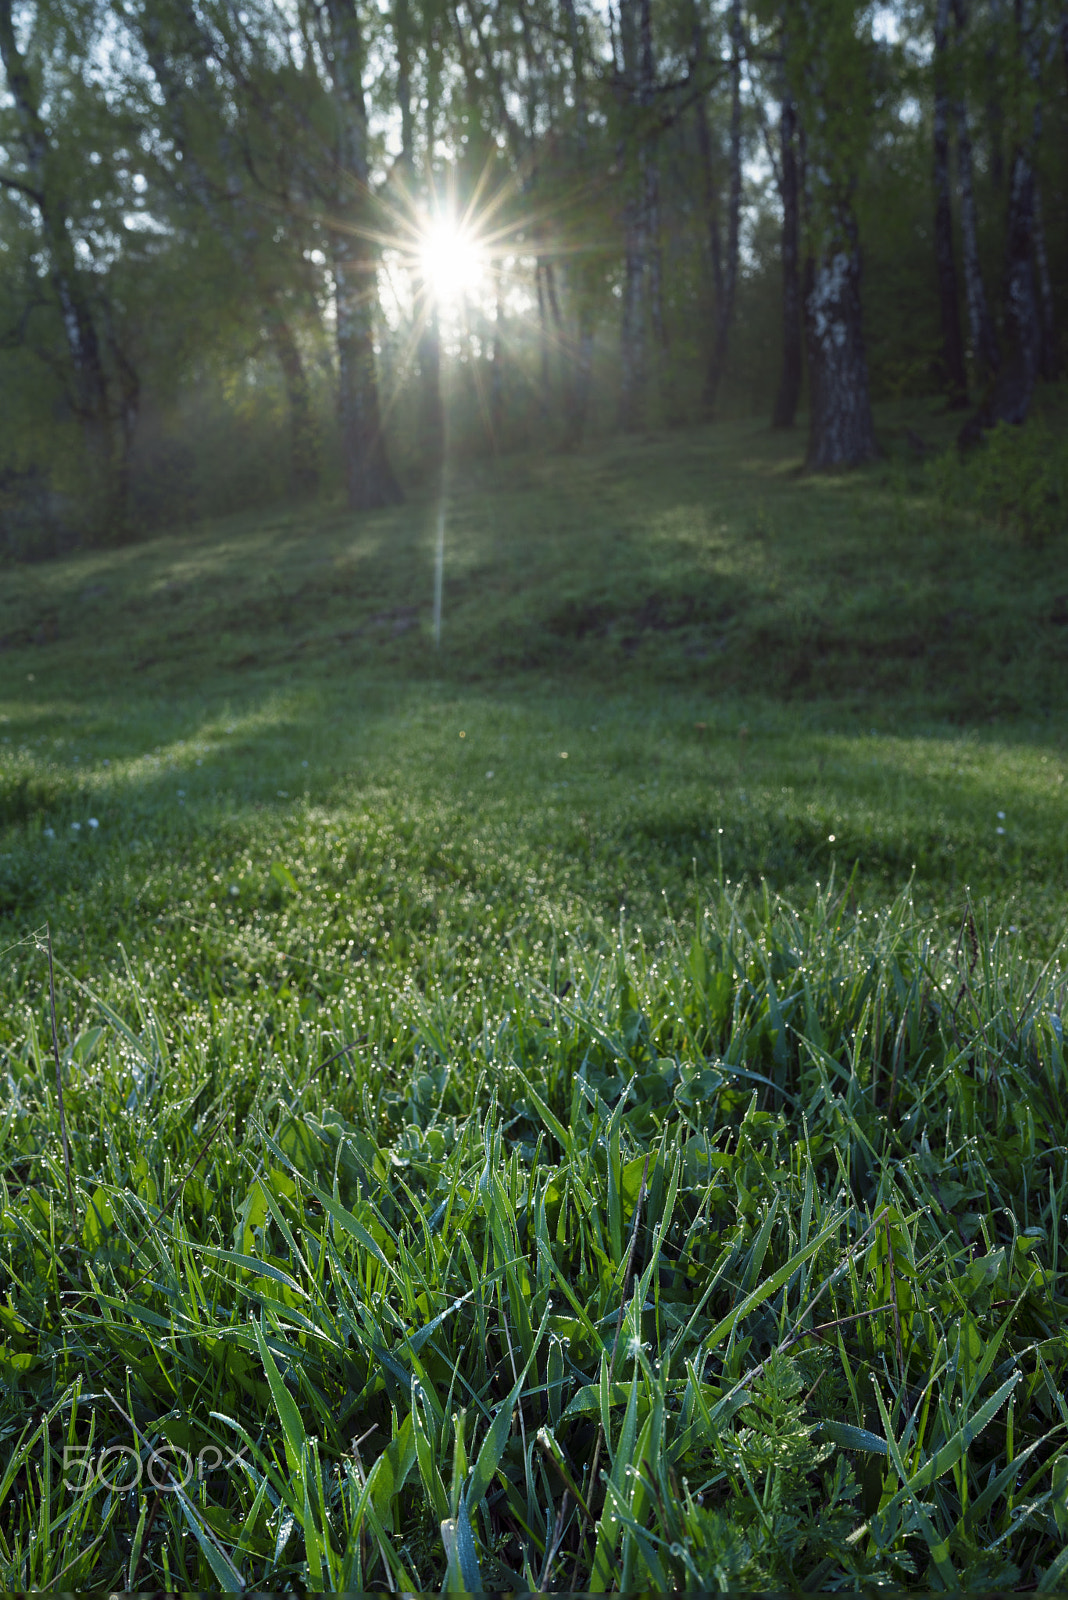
[[0, 0, 1064, 548]]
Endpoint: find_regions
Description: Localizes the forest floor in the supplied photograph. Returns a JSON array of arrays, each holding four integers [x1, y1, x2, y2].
[[1, 395, 1067, 1590]]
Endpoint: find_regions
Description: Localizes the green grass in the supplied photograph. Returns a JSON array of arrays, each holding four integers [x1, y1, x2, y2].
[[1, 404, 1068, 1590]]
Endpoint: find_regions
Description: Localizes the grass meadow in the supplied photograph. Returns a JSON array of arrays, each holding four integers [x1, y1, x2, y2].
[[1, 400, 1068, 1590]]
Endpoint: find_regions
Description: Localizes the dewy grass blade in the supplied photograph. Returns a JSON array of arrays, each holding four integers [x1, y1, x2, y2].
[[702, 1203, 845, 1363], [253, 1318, 308, 1495], [852, 1368, 1024, 1559], [815, 1420, 890, 1455], [467, 1298, 551, 1510], [171, 1481, 247, 1592], [411, 1380, 450, 1524]]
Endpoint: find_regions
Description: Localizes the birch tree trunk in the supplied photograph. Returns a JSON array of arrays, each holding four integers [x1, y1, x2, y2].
[[950, 0, 1000, 382], [772, 92, 803, 428], [933, 0, 968, 405], [703, 0, 742, 416], [804, 207, 877, 467], [560, 0, 597, 443], [641, 0, 667, 364], [793, 0, 877, 468], [693, 0, 725, 414], [322, 0, 402, 510]]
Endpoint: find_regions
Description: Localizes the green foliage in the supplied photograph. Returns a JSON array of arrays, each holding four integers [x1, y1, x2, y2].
[[930, 415, 1068, 547]]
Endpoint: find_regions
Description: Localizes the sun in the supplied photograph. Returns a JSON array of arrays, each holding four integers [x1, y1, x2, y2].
[[418, 217, 486, 306]]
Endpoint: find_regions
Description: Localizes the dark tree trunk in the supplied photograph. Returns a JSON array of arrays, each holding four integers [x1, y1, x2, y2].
[[772, 93, 802, 429], [958, 143, 1041, 446], [640, 0, 666, 362], [491, 276, 506, 445], [323, 0, 402, 510], [805, 208, 878, 469], [619, 187, 648, 432], [536, 257, 552, 419], [1033, 182, 1058, 379], [693, 5, 724, 386], [417, 311, 444, 478], [556, 0, 597, 444], [703, 0, 742, 416], [617, 0, 656, 432], [330, 236, 403, 510], [997, 145, 1041, 391], [565, 304, 596, 442], [951, 0, 1000, 382], [958, 0, 1044, 446], [267, 311, 319, 496], [985, 0, 1007, 189], [0, 0, 122, 527], [102, 301, 141, 524], [646, 152, 667, 357], [933, 0, 969, 406], [560, 0, 598, 444]]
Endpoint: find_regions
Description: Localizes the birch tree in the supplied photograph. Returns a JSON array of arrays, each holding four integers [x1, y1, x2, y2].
[[951, 0, 1001, 383], [701, 0, 742, 416], [771, 83, 803, 427], [787, 0, 876, 468], [617, 0, 660, 431], [932, 0, 968, 405]]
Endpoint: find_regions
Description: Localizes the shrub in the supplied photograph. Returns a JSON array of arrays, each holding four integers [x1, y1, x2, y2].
[[930, 418, 1067, 545]]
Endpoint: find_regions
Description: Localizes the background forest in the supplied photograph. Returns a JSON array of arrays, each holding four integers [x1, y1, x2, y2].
[[0, 0, 1065, 553]]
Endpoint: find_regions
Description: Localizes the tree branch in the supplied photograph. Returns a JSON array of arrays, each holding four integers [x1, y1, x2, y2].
[[0, 167, 43, 204]]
